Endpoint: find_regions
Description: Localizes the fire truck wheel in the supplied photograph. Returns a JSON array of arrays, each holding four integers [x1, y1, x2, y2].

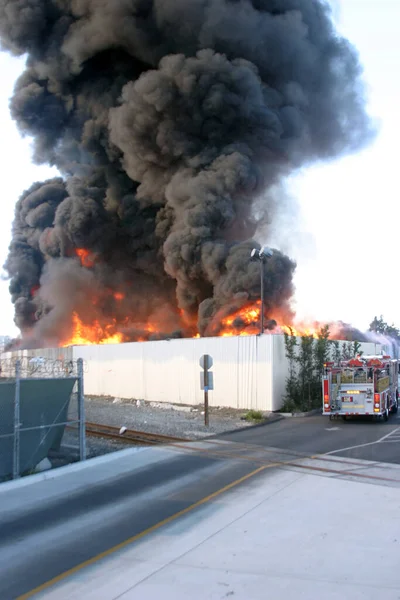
[[341, 416, 347, 421], [383, 407, 389, 422], [391, 400, 398, 414]]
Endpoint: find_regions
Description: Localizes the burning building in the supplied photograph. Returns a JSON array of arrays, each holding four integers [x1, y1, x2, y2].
[[1, 0, 374, 348]]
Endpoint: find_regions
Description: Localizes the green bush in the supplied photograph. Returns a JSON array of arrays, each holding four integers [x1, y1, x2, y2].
[[244, 410, 264, 422], [283, 327, 330, 413], [283, 327, 366, 413]]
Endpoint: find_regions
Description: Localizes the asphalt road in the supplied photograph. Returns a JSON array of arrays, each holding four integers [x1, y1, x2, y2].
[[0, 451, 270, 599], [3, 411, 400, 598], [220, 411, 400, 464]]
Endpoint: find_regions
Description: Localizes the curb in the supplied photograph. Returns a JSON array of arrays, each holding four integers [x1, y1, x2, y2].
[[277, 408, 322, 418], [211, 414, 284, 438], [0, 446, 148, 494]]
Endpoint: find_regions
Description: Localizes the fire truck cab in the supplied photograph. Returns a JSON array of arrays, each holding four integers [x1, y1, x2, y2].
[[322, 355, 399, 421]]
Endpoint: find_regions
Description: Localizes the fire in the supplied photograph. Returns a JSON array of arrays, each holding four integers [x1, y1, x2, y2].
[[60, 295, 344, 347], [279, 321, 344, 339], [218, 302, 344, 340], [62, 313, 123, 346], [30, 285, 40, 298], [76, 248, 95, 268], [280, 324, 319, 338], [219, 302, 263, 337], [61, 300, 187, 346]]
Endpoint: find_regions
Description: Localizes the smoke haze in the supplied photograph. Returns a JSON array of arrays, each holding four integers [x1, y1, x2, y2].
[[0, 0, 374, 345]]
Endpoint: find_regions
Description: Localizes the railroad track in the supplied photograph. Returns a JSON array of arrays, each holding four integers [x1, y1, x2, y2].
[[66, 424, 400, 486], [81, 422, 187, 446]]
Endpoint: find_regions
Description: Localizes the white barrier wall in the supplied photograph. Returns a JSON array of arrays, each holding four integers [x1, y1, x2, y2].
[[72, 336, 383, 411], [73, 336, 384, 411], [73, 335, 277, 411], [2, 336, 384, 412]]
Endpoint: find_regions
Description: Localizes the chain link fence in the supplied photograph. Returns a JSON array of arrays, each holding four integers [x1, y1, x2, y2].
[[0, 356, 86, 480]]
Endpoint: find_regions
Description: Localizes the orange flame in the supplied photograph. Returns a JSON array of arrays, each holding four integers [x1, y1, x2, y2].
[[62, 313, 123, 346], [278, 321, 344, 339], [218, 302, 343, 340], [59, 295, 344, 347], [219, 301, 264, 337], [76, 248, 95, 268], [280, 324, 319, 338]]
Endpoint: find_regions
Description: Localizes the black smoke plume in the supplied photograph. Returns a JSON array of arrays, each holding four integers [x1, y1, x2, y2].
[[1, 0, 374, 346]]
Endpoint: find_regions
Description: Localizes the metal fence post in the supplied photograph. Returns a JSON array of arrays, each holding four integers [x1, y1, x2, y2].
[[13, 360, 21, 479], [77, 358, 86, 461]]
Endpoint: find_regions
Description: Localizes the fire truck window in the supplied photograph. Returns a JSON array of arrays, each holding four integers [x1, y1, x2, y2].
[[354, 368, 366, 382]]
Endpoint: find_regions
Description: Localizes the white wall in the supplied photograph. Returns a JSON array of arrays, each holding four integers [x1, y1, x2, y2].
[[2, 336, 385, 412], [73, 335, 277, 411], [271, 335, 288, 409]]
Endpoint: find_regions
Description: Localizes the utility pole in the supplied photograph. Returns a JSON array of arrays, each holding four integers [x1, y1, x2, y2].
[[251, 246, 273, 335], [260, 258, 264, 335]]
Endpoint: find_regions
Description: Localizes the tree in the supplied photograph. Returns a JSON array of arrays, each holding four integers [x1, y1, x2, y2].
[[297, 335, 315, 410], [353, 340, 363, 357], [341, 342, 353, 360], [314, 325, 331, 378], [369, 315, 386, 335], [331, 340, 341, 365], [283, 326, 342, 412], [369, 316, 400, 340], [283, 330, 299, 411]]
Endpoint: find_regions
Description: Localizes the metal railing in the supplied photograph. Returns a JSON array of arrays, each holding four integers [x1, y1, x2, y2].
[[0, 357, 86, 481]]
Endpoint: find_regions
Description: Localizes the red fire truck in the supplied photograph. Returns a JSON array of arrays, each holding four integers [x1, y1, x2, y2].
[[322, 355, 399, 421]]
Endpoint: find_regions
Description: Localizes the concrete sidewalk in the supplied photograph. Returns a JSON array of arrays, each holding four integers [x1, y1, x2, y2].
[[33, 455, 400, 600]]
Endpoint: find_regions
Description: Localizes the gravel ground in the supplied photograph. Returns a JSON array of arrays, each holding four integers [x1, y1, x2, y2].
[[50, 428, 135, 468], [14, 397, 275, 476], [84, 395, 268, 439]]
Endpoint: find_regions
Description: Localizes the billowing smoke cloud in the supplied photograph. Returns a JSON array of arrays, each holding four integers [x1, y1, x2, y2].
[[1, 0, 374, 346]]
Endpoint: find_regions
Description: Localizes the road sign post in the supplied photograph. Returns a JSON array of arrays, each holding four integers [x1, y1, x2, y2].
[[200, 354, 213, 427]]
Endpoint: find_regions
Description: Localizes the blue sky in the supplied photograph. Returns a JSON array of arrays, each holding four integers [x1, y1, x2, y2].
[[0, 1, 399, 337]]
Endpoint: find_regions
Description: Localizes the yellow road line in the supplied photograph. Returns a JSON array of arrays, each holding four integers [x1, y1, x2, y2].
[[17, 464, 270, 599]]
